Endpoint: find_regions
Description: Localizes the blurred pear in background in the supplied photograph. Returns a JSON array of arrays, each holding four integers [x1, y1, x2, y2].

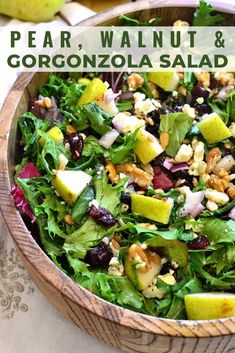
[[0, 0, 65, 22], [78, 0, 132, 12]]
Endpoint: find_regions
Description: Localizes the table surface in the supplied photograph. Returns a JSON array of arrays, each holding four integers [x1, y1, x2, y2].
[[0, 2, 127, 352]]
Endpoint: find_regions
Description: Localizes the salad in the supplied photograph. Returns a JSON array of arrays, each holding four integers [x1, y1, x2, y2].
[[11, 2, 235, 320]]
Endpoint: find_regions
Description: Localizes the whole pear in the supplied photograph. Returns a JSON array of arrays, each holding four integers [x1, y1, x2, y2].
[[0, 0, 65, 22]]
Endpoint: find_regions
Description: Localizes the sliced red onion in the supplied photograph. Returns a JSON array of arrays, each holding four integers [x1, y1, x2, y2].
[[179, 190, 205, 218], [228, 206, 235, 220], [99, 129, 119, 149], [171, 163, 189, 173], [217, 86, 234, 100], [104, 92, 120, 104], [163, 157, 173, 170]]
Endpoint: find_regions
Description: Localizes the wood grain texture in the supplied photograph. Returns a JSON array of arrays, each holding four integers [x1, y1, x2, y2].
[[0, 2, 235, 352]]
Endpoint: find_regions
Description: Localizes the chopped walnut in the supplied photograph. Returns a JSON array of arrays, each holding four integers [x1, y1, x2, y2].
[[194, 72, 210, 88], [178, 85, 187, 96], [64, 214, 74, 225], [44, 97, 52, 109], [105, 162, 120, 183], [189, 140, 206, 176], [214, 72, 235, 86], [116, 163, 152, 188], [66, 124, 76, 134], [127, 244, 161, 273], [227, 186, 235, 199], [148, 82, 160, 98], [206, 200, 218, 212], [160, 132, 169, 150], [205, 189, 229, 205], [127, 73, 144, 91], [173, 20, 189, 27], [208, 169, 230, 192], [206, 147, 222, 173]]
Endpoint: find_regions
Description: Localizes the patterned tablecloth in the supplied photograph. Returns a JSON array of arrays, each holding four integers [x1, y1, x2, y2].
[[0, 3, 120, 353]]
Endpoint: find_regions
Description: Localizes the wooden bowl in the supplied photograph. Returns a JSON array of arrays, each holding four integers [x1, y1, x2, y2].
[[0, 2, 235, 352]]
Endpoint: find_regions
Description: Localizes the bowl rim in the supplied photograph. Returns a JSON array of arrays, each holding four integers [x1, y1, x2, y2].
[[0, 0, 235, 339]]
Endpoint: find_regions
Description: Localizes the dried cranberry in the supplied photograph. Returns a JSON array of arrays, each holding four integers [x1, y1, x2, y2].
[[67, 133, 84, 162], [160, 107, 172, 115], [153, 166, 174, 191], [173, 104, 183, 112], [160, 261, 178, 280], [160, 261, 172, 275], [188, 236, 210, 250], [89, 205, 116, 228], [209, 76, 218, 90], [194, 103, 212, 116], [192, 85, 209, 100], [230, 285, 235, 293], [84, 242, 112, 268], [172, 168, 193, 185], [155, 153, 167, 166], [121, 192, 131, 207], [185, 92, 193, 105]]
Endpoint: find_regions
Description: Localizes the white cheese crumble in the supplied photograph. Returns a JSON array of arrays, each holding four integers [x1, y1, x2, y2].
[[205, 189, 229, 205], [196, 97, 204, 104], [175, 144, 193, 163], [108, 257, 124, 276], [89, 199, 100, 208], [182, 104, 196, 119], [158, 273, 176, 285]]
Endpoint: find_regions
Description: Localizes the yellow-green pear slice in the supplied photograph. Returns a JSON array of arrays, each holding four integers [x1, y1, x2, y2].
[[134, 129, 163, 165], [39, 126, 64, 147], [198, 113, 232, 144], [52, 170, 92, 205], [0, 0, 64, 22], [185, 292, 235, 320], [124, 245, 161, 291], [148, 72, 179, 92], [78, 78, 107, 107], [131, 194, 173, 224]]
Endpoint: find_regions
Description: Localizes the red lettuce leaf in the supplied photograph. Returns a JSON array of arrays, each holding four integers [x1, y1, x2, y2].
[[11, 185, 36, 222], [153, 166, 174, 191], [11, 163, 40, 222], [18, 162, 40, 178]]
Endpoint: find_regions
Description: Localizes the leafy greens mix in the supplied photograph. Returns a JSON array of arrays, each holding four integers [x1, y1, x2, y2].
[[11, 1, 235, 320]]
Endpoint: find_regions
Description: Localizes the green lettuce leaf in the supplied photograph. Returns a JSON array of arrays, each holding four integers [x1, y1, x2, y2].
[[64, 173, 127, 258], [193, 0, 224, 26], [159, 112, 192, 156], [69, 257, 144, 310], [18, 113, 51, 158], [72, 186, 95, 224], [82, 103, 112, 136], [108, 129, 138, 164], [144, 236, 188, 267], [201, 218, 235, 245]]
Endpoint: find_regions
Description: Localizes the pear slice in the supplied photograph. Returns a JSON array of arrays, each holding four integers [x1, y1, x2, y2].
[[134, 129, 163, 165], [185, 292, 235, 320], [131, 194, 173, 224], [148, 72, 179, 92], [198, 113, 232, 144], [124, 244, 161, 291], [0, 0, 64, 22], [95, 89, 118, 116], [39, 126, 64, 147], [52, 170, 92, 205], [78, 78, 107, 107]]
